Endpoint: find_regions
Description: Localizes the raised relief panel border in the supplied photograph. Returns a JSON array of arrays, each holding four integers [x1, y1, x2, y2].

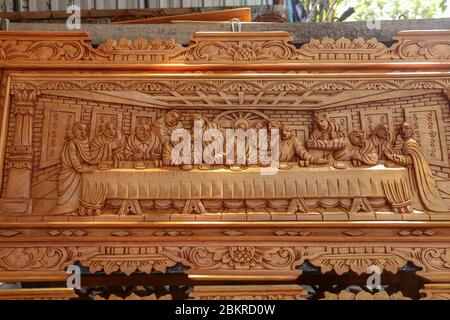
[[0, 30, 450, 68]]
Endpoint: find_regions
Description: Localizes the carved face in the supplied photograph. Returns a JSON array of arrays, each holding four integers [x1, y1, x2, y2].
[[375, 124, 389, 140], [136, 124, 151, 141], [234, 119, 251, 131], [253, 120, 265, 130], [400, 123, 413, 139], [268, 120, 281, 130], [165, 111, 180, 128], [193, 115, 206, 129], [103, 122, 117, 139], [315, 117, 329, 131], [281, 127, 293, 140], [73, 123, 88, 140], [349, 131, 365, 148]]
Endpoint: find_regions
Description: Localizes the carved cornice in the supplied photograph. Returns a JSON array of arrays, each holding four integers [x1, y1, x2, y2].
[[10, 77, 450, 93], [0, 30, 449, 69]]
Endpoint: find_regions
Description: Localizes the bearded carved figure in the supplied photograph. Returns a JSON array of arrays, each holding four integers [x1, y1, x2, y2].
[[52, 122, 92, 215], [193, 115, 224, 166], [90, 122, 126, 165], [152, 110, 183, 145], [125, 124, 162, 166], [384, 122, 448, 212], [311, 115, 347, 141], [279, 125, 328, 167], [333, 130, 379, 167], [368, 123, 392, 160]]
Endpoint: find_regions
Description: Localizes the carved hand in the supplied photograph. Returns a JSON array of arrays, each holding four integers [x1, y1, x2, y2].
[[305, 140, 314, 149], [153, 160, 163, 168], [351, 159, 363, 167], [298, 160, 311, 167]]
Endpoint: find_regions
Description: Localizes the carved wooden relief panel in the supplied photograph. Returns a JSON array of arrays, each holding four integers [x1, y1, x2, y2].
[[0, 29, 449, 299]]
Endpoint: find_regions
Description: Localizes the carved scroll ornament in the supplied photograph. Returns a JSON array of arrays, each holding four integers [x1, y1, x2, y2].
[[0, 30, 450, 66]]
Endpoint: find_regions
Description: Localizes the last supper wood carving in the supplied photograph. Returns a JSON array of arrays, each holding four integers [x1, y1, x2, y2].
[[0, 29, 449, 300]]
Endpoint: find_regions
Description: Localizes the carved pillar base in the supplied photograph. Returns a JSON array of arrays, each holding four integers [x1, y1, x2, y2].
[[1, 90, 40, 215], [0, 198, 32, 215]]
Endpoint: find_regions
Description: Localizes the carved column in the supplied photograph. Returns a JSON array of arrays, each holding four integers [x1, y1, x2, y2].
[[1, 89, 40, 214]]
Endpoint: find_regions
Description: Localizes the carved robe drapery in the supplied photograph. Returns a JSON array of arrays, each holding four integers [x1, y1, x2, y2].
[[280, 137, 314, 164], [334, 138, 379, 167], [52, 138, 91, 215], [395, 139, 448, 212], [311, 121, 347, 141], [90, 132, 125, 163], [125, 132, 162, 161]]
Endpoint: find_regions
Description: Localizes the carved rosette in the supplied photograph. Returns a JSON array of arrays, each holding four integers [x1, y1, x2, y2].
[[1, 30, 449, 65], [0, 245, 450, 280], [186, 246, 307, 271]]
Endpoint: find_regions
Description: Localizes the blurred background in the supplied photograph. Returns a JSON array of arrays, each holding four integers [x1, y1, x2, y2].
[[0, 0, 448, 24]]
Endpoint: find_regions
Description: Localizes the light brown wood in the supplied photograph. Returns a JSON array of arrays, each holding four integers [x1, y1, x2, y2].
[[112, 8, 252, 24], [0, 29, 448, 300], [0, 288, 76, 300]]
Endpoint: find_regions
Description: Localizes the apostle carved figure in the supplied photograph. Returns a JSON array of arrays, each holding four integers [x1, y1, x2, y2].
[[152, 110, 183, 145], [384, 122, 448, 212], [333, 130, 378, 167], [52, 122, 92, 215], [90, 121, 125, 165], [279, 125, 328, 167], [193, 115, 224, 166], [306, 126, 378, 166], [228, 118, 258, 166], [311, 115, 347, 141], [368, 123, 392, 160], [125, 123, 162, 166]]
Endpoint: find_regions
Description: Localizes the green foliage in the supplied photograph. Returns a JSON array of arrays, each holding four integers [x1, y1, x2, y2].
[[301, 0, 449, 22]]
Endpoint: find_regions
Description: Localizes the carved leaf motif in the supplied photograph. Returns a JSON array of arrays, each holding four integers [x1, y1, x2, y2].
[[441, 249, 450, 268]]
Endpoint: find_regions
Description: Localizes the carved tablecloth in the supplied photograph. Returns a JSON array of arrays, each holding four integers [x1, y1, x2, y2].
[[80, 165, 412, 213]]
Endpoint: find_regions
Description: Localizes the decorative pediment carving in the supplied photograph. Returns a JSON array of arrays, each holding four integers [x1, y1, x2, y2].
[[1, 30, 450, 66], [97, 38, 185, 62]]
